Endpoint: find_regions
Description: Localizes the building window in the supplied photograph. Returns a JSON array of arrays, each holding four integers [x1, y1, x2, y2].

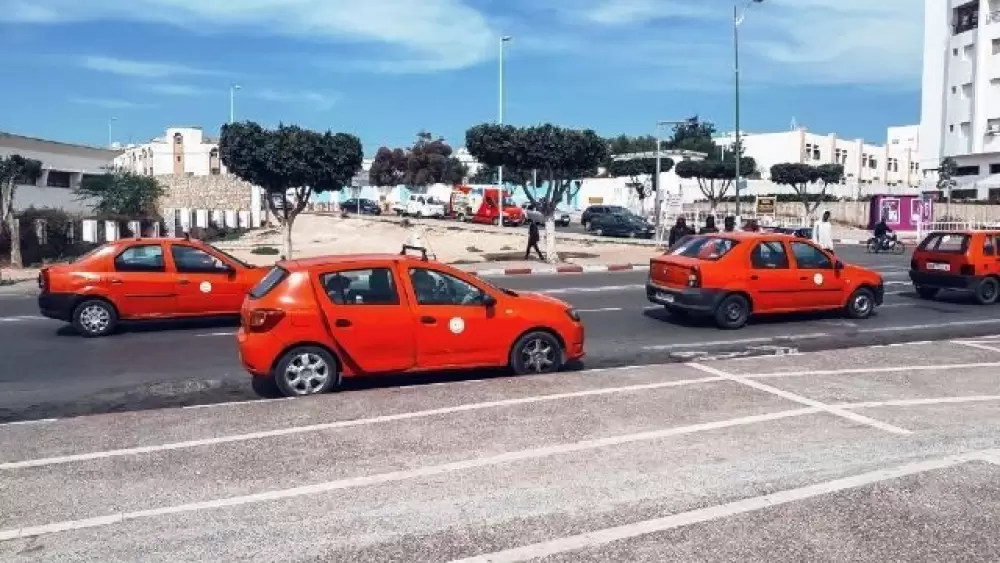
[[176, 156, 182, 162], [45, 171, 71, 188], [210, 167, 221, 175], [950, 124, 955, 132], [869, 158, 878, 169], [953, 3, 979, 35], [961, 83, 974, 98], [804, 143, 820, 161], [955, 165, 980, 176], [953, 48, 959, 56], [173, 132, 183, 145], [951, 85, 957, 94], [990, 163, 1000, 174], [993, 38, 1000, 55], [963, 44, 976, 59]]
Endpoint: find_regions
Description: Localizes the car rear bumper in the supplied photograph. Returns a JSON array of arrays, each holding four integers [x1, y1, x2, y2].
[[38, 292, 77, 321], [645, 283, 724, 314], [909, 270, 979, 290], [237, 327, 277, 377]]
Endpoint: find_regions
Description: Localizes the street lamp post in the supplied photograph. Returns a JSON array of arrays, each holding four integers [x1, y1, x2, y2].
[[497, 35, 512, 228], [229, 84, 242, 124], [108, 117, 116, 148], [733, 0, 763, 220], [652, 119, 686, 229]]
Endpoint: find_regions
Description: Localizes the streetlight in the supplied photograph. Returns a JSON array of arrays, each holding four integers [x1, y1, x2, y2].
[[108, 116, 117, 148], [497, 35, 512, 229], [653, 119, 686, 229], [229, 84, 242, 124], [733, 0, 763, 220]]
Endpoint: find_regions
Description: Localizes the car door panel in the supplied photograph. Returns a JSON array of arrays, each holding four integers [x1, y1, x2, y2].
[[746, 241, 798, 313], [168, 243, 246, 315], [110, 243, 178, 318], [789, 241, 844, 309]]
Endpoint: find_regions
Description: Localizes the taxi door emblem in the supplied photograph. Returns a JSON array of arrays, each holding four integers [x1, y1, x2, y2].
[[813, 273, 823, 285], [448, 317, 465, 334], [199, 281, 213, 293]]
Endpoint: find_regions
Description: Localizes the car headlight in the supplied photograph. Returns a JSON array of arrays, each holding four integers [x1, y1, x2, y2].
[[566, 308, 580, 322]]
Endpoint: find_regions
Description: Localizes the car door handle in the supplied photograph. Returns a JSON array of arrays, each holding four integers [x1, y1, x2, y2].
[[178, 279, 190, 285], [750, 275, 759, 281], [420, 316, 436, 324], [799, 276, 808, 281], [334, 319, 352, 328], [109, 279, 123, 285]]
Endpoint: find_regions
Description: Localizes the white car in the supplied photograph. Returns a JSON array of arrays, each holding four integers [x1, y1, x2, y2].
[[523, 203, 571, 227], [404, 195, 445, 218]]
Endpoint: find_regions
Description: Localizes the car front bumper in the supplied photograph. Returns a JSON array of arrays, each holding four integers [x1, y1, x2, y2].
[[645, 282, 724, 314]]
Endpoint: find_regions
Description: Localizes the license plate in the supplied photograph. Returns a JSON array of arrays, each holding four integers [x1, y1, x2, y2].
[[926, 262, 950, 271], [657, 292, 675, 303]]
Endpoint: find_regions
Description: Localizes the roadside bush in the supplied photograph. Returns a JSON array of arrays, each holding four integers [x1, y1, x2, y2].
[[188, 225, 248, 243], [0, 208, 97, 266], [251, 246, 280, 255]]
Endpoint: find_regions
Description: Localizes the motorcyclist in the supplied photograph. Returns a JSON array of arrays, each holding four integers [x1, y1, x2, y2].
[[873, 217, 894, 250]]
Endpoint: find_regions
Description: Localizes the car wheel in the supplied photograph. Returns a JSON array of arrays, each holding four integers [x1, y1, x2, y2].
[[582, 220, 590, 230], [250, 376, 282, 398], [975, 277, 1000, 305], [595, 228, 604, 236], [845, 287, 876, 319], [866, 238, 878, 253], [915, 286, 939, 300], [493, 217, 500, 226], [273, 346, 340, 397], [892, 241, 906, 255], [714, 294, 750, 329], [72, 299, 118, 338], [629, 231, 636, 238], [510, 331, 564, 375]]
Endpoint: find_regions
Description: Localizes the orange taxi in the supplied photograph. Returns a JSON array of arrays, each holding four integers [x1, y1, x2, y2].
[[910, 230, 1000, 304], [38, 236, 267, 337], [647, 232, 884, 329], [237, 246, 585, 397]]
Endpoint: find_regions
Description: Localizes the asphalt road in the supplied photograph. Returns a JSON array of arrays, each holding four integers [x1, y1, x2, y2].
[[3, 339, 1000, 560], [4, 245, 1000, 422]]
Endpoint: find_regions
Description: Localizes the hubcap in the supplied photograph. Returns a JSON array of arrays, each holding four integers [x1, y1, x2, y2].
[[283, 352, 331, 395], [79, 304, 110, 334], [522, 338, 555, 373], [726, 302, 743, 321], [984, 283, 997, 300], [854, 294, 871, 314]]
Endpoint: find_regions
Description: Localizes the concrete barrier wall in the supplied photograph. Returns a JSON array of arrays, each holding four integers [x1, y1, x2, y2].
[[688, 201, 1000, 229]]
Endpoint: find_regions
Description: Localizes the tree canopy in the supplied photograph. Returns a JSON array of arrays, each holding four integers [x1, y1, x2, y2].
[[605, 134, 672, 201], [219, 121, 363, 257], [0, 154, 43, 266], [76, 171, 165, 217], [769, 162, 844, 216], [667, 116, 719, 157], [675, 159, 736, 208], [368, 131, 468, 187], [937, 156, 958, 200], [469, 164, 533, 187]]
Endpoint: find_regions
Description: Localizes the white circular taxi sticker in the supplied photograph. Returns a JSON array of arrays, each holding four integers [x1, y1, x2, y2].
[[449, 317, 465, 334], [813, 273, 823, 285], [200, 281, 212, 293]]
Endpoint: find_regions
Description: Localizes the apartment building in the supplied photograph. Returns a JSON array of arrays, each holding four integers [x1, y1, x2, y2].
[[714, 126, 921, 188], [919, 0, 1000, 182], [113, 127, 225, 177]]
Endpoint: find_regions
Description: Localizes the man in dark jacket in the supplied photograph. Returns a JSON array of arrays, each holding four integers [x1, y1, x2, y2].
[[723, 215, 736, 232], [699, 216, 719, 234], [668, 217, 694, 247], [525, 220, 544, 260]]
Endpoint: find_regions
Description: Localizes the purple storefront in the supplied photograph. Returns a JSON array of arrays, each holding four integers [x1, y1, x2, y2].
[[868, 194, 934, 231]]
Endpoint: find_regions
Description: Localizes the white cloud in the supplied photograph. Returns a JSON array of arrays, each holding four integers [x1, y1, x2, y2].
[[147, 84, 210, 96], [253, 89, 339, 111], [69, 97, 154, 109], [5, 0, 498, 73], [80, 56, 218, 78]]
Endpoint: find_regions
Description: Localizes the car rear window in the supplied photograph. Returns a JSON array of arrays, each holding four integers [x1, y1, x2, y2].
[[248, 266, 289, 299], [668, 236, 739, 261], [918, 233, 970, 254]]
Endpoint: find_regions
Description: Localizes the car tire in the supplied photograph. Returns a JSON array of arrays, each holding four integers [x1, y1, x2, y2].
[[72, 299, 118, 338], [866, 238, 878, 253], [595, 228, 604, 236], [915, 286, 938, 300], [845, 287, 876, 319], [892, 241, 906, 255], [714, 294, 750, 329], [273, 346, 341, 397], [974, 277, 1000, 305], [582, 220, 590, 230], [250, 376, 282, 398], [510, 331, 564, 375]]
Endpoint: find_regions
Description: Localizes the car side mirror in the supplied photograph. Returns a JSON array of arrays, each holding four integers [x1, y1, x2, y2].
[[834, 260, 844, 270], [482, 293, 497, 307]]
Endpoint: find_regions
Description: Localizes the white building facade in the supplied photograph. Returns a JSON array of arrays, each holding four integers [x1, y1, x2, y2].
[[113, 127, 225, 177], [715, 127, 922, 189], [919, 0, 1000, 190]]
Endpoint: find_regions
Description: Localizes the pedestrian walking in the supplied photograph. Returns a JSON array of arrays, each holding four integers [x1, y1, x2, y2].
[[814, 210, 835, 253], [525, 220, 544, 260], [668, 217, 694, 247], [699, 215, 719, 234], [723, 215, 736, 232]]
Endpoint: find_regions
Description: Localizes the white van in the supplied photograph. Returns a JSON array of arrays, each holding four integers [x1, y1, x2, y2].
[[404, 194, 445, 218]]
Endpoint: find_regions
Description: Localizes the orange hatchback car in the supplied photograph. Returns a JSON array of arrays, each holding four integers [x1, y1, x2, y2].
[[647, 233, 884, 329], [910, 230, 1000, 304], [237, 247, 585, 397], [38, 237, 267, 337]]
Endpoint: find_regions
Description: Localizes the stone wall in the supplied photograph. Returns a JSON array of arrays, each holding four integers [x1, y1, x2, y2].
[[689, 201, 1000, 228], [156, 174, 254, 212]]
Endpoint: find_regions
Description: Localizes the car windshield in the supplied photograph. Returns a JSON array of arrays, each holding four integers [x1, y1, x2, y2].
[[669, 236, 739, 261], [502, 197, 516, 207], [72, 243, 109, 263], [426, 197, 445, 204], [479, 277, 519, 297]]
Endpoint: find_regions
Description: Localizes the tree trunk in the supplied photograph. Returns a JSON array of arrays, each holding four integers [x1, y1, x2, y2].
[[544, 215, 558, 264], [282, 215, 295, 259], [7, 215, 21, 267]]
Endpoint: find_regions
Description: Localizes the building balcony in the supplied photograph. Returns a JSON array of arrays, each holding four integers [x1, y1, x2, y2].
[[989, 11, 1000, 24]]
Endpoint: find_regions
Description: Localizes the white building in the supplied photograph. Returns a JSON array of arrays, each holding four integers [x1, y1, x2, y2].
[[715, 126, 922, 189], [113, 127, 225, 177], [919, 0, 1000, 199], [453, 147, 483, 177]]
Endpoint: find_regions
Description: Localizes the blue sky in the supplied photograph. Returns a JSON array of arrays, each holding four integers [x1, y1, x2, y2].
[[0, 0, 923, 155]]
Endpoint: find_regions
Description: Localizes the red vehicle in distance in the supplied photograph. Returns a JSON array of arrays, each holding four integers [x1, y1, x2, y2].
[[470, 187, 525, 226]]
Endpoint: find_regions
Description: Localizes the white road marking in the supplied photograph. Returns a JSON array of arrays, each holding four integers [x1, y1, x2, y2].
[[0, 418, 58, 428], [744, 361, 1000, 379], [860, 318, 1000, 333], [0, 375, 725, 470], [952, 340, 1000, 354], [194, 331, 237, 337], [838, 394, 1000, 409], [449, 453, 992, 563], [182, 398, 293, 409], [541, 284, 645, 295], [576, 307, 623, 313], [0, 315, 46, 323], [642, 333, 829, 351], [0, 407, 819, 541], [878, 302, 915, 308], [687, 363, 910, 434]]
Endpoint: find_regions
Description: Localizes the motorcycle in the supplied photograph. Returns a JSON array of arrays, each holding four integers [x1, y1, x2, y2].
[[866, 233, 905, 255]]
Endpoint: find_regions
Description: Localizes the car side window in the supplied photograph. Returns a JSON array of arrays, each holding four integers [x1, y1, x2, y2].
[[984, 236, 995, 256], [170, 245, 229, 274], [114, 244, 165, 273], [790, 242, 833, 269], [409, 268, 485, 306], [321, 268, 399, 305], [750, 242, 789, 269]]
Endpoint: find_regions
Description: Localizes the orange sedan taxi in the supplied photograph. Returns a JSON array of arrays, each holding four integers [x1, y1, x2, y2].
[[647, 232, 884, 329], [237, 246, 585, 397], [38, 236, 267, 337]]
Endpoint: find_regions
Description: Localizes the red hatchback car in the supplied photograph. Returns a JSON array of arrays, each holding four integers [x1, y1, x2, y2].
[[237, 247, 585, 397]]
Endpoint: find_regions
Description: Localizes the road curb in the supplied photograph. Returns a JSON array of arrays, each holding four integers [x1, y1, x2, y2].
[[470, 264, 650, 277]]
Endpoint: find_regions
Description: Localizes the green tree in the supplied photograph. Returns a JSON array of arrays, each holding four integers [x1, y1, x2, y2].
[[76, 171, 165, 217], [667, 116, 719, 156], [675, 159, 735, 209], [469, 164, 533, 187], [219, 121, 363, 258], [466, 123, 608, 263], [937, 156, 958, 203], [0, 154, 42, 267], [770, 162, 844, 217], [403, 131, 468, 186], [606, 134, 673, 203], [367, 147, 407, 187]]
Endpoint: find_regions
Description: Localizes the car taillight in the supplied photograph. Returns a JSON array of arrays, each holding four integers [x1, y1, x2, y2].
[[246, 308, 285, 332], [38, 270, 48, 291], [687, 267, 701, 288], [961, 264, 975, 275]]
